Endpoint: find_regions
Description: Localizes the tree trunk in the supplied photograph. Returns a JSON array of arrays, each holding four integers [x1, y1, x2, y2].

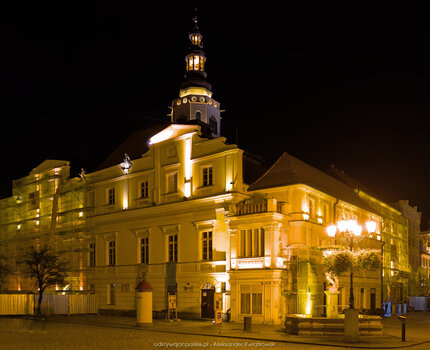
[[37, 293, 43, 316]]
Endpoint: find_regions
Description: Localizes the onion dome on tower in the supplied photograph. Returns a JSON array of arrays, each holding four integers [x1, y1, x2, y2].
[[171, 12, 222, 138]]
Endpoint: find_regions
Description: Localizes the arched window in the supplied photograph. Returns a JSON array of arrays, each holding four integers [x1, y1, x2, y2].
[[195, 111, 201, 121], [210, 116, 217, 134]]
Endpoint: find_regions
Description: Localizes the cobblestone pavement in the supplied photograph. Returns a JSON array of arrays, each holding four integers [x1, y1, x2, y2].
[[0, 319, 303, 350], [2, 312, 430, 350]]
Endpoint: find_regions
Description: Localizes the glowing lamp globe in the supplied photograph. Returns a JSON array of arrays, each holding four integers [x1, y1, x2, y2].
[[337, 220, 348, 233], [352, 223, 363, 236], [326, 225, 337, 237], [366, 220, 377, 234]]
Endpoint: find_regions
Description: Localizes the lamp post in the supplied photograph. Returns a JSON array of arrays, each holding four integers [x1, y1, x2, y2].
[[326, 219, 377, 309], [326, 218, 377, 343]]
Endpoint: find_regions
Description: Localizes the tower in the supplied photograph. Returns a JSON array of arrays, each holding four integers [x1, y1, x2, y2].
[[171, 12, 222, 138]]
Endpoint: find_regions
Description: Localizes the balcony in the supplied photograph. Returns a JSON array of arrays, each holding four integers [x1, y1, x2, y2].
[[231, 256, 286, 269], [234, 198, 282, 216]]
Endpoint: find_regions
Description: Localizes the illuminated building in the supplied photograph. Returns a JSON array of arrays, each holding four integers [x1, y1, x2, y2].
[[327, 167, 411, 307], [0, 160, 88, 292], [0, 14, 424, 324], [393, 200, 425, 296]]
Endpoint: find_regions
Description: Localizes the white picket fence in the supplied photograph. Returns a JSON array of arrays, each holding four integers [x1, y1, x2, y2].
[[0, 294, 34, 315], [0, 294, 98, 315]]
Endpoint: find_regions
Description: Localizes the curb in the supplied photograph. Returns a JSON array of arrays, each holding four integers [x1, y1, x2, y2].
[[42, 317, 430, 349]]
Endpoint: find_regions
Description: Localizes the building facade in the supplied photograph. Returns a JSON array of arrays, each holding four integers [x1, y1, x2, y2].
[[0, 15, 420, 323], [327, 167, 411, 307]]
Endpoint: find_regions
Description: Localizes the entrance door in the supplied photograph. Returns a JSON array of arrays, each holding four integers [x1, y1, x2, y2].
[[201, 288, 215, 318], [370, 292, 376, 311]]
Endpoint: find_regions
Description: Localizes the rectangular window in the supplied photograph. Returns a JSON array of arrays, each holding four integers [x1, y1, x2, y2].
[[140, 181, 149, 198], [28, 191, 40, 210], [238, 228, 265, 257], [89, 242, 96, 267], [202, 231, 213, 261], [167, 172, 178, 193], [108, 241, 116, 266], [202, 166, 213, 186], [309, 198, 315, 218], [240, 293, 262, 315], [140, 237, 149, 264], [323, 203, 329, 222], [168, 234, 178, 262], [107, 283, 116, 305], [240, 293, 251, 314], [107, 188, 115, 205]]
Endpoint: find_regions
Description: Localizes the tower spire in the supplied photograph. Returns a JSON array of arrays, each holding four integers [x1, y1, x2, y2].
[[181, 10, 210, 91], [170, 12, 222, 138]]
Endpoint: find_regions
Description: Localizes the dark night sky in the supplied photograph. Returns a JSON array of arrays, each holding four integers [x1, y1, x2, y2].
[[1, 3, 429, 227]]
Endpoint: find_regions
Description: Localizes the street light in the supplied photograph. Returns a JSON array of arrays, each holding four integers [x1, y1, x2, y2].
[[326, 219, 377, 309]]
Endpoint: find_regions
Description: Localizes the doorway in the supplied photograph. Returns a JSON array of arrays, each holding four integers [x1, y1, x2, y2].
[[201, 285, 215, 318]]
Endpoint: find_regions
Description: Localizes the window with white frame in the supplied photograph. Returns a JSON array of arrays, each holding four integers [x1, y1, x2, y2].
[[107, 188, 115, 205], [140, 180, 149, 199], [202, 231, 213, 261], [168, 234, 178, 262], [238, 228, 265, 258], [108, 240, 116, 266], [140, 237, 149, 264], [166, 172, 178, 193], [202, 166, 213, 186], [240, 284, 263, 315]]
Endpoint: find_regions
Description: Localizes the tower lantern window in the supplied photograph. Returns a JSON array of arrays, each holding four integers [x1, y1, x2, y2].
[[187, 55, 205, 72], [191, 34, 201, 46]]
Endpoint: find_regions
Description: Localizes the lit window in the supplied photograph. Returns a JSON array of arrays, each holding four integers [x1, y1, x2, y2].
[[202, 231, 213, 261], [140, 237, 149, 264], [168, 234, 178, 262], [202, 166, 213, 187]]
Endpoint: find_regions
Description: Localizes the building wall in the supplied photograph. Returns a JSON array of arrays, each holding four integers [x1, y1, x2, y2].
[[360, 193, 410, 304]]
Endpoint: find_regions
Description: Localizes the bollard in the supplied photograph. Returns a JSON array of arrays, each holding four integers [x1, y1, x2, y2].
[[243, 316, 252, 332], [397, 316, 406, 342]]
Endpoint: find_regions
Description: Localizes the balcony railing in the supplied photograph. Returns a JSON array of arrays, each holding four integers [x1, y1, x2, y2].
[[235, 200, 267, 215], [234, 198, 282, 216]]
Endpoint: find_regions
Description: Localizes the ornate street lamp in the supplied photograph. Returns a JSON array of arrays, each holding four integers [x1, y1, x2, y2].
[[326, 219, 377, 309]]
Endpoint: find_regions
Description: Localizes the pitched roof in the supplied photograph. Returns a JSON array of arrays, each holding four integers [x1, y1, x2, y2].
[[30, 160, 70, 174], [97, 122, 170, 171], [325, 165, 382, 201], [247, 152, 376, 213]]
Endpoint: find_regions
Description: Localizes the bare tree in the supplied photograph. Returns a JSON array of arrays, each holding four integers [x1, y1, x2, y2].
[[22, 246, 69, 316]]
